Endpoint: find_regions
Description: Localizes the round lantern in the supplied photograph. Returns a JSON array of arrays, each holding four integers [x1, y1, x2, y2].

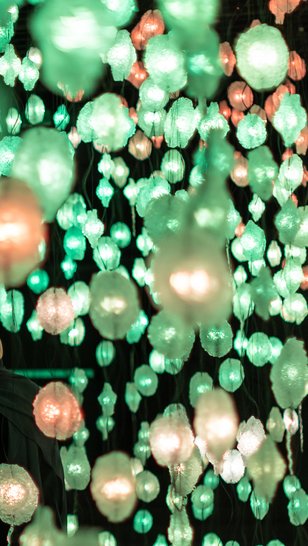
[[0, 179, 47, 287], [158, 0, 219, 29], [246, 437, 286, 502], [11, 127, 75, 222], [136, 471, 160, 503], [144, 33, 187, 93], [60, 445, 91, 491], [33, 381, 83, 440], [0, 464, 39, 526], [236, 113, 267, 149], [220, 450, 245, 484], [269, 0, 301, 25], [30, 0, 118, 97], [235, 24, 289, 91], [219, 42, 236, 76], [288, 51, 306, 81], [89, 271, 140, 340], [77, 94, 135, 151], [200, 321, 233, 358], [152, 227, 233, 326], [139, 77, 169, 110], [230, 152, 249, 187], [128, 130, 152, 160], [37, 287, 75, 335], [149, 412, 194, 467], [237, 417, 266, 458], [227, 81, 254, 112], [90, 451, 136, 523], [131, 10, 165, 50], [194, 389, 239, 463], [270, 338, 307, 409], [148, 311, 195, 360], [134, 365, 158, 397], [127, 60, 149, 88], [19, 506, 64, 546], [171, 446, 203, 496]]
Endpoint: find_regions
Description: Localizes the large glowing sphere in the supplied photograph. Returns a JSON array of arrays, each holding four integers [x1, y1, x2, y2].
[[235, 24, 289, 91], [33, 381, 83, 440], [194, 389, 239, 463], [37, 287, 75, 335], [246, 437, 286, 502], [152, 228, 233, 326], [11, 128, 75, 222], [144, 33, 187, 93], [77, 93, 135, 151], [0, 179, 47, 287], [90, 452, 136, 523], [149, 412, 194, 467], [158, 0, 219, 29], [30, 0, 117, 97], [237, 417, 266, 458], [136, 470, 160, 503], [0, 464, 39, 526], [89, 271, 140, 340]]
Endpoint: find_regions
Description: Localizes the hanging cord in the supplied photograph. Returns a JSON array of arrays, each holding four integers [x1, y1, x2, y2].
[[286, 430, 294, 475], [7, 526, 14, 546], [298, 403, 304, 453]]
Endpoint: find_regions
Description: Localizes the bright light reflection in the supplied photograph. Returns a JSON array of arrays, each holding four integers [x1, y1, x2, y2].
[[169, 269, 211, 301], [101, 477, 133, 500]]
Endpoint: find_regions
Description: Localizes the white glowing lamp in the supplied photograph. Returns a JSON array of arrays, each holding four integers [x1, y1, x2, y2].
[[237, 416, 266, 459], [149, 413, 194, 467], [0, 464, 39, 526], [194, 389, 239, 463], [90, 451, 136, 523]]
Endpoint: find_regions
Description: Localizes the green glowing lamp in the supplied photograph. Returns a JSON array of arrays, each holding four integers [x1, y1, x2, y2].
[[134, 510, 153, 534], [139, 78, 169, 111], [107, 30, 136, 81], [0, 136, 21, 176], [64, 227, 86, 261], [247, 332, 271, 367], [273, 93, 307, 147], [18, 55, 39, 91], [236, 114, 267, 149], [110, 222, 131, 249], [144, 33, 187, 93], [96, 341, 115, 367], [12, 127, 75, 222], [248, 146, 277, 201], [235, 24, 289, 91], [236, 476, 252, 502], [25, 94, 45, 125], [161, 150, 185, 184], [287, 489, 308, 526], [270, 338, 307, 409], [200, 321, 233, 357], [96, 178, 114, 208], [202, 533, 222, 546], [0, 290, 24, 332], [219, 359, 244, 392], [27, 269, 49, 295], [134, 365, 158, 397], [164, 97, 198, 148], [148, 310, 195, 360]]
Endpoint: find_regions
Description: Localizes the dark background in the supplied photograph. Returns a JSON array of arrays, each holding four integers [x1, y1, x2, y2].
[[1, 1, 307, 544]]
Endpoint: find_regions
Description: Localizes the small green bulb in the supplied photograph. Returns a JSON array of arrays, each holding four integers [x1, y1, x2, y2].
[[219, 358, 244, 392], [27, 269, 49, 295], [133, 509, 153, 534]]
